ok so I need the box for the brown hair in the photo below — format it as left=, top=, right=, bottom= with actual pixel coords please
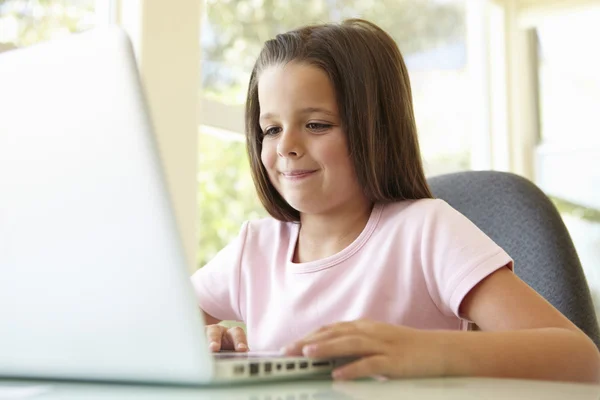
left=245, top=18, right=433, bottom=222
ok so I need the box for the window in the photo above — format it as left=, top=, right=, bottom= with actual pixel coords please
left=197, top=128, right=266, bottom=267
left=533, top=7, right=600, bottom=313
left=198, top=0, right=492, bottom=267
left=0, top=0, right=96, bottom=48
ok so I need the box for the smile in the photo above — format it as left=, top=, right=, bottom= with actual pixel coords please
left=280, top=170, right=318, bottom=180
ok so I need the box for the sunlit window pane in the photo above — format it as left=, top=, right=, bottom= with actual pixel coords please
left=535, top=8, right=600, bottom=316
left=0, top=0, right=95, bottom=48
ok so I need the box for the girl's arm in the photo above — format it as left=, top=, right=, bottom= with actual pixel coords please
left=284, top=267, right=600, bottom=383
left=203, top=310, right=221, bottom=325
left=443, top=266, right=600, bottom=382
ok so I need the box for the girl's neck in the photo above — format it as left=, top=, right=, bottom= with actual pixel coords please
left=293, top=198, right=373, bottom=263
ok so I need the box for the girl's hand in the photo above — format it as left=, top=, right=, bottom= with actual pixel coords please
left=282, top=319, right=444, bottom=380
left=206, top=324, right=249, bottom=352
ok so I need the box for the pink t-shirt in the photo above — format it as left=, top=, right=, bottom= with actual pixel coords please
left=191, top=199, right=513, bottom=351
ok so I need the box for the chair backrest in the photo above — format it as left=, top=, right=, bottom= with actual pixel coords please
left=428, top=170, right=600, bottom=347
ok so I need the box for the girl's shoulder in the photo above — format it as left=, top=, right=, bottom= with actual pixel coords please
left=381, top=198, right=453, bottom=222
left=381, top=198, right=487, bottom=244
left=377, top=198, right=469, bottom=237
left=241, top=215, right=297, bottom=245
left=245, top=215, right=295, bottom=231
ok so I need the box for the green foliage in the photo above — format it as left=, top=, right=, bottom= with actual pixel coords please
left=550, top=196, right=600, bottom=224
left=197, top=132, right=267, bottom=269
left=0, top=0, right=94, bottom=46
left=202, top=0, right=465, bottom=103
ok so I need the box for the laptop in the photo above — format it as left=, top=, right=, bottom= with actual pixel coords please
left=0, top=27, right=342, bottom=385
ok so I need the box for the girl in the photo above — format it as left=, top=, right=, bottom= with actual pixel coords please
left=191, top=19, right=600, bottom=383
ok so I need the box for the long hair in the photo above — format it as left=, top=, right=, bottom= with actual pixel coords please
left=245, top=19, right=433, bottom=222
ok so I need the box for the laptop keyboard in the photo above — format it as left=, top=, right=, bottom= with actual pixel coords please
left=213, top=352, right=291, bottom=360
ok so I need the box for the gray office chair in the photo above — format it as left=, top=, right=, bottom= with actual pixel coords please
left=428, top=170, right=600, bottom=348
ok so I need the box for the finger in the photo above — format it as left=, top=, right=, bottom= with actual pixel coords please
left=283, top=330, right=340, bottom=355
left=305, top=321, right=359, bottom=340
left=206, top=325, right=226, bottom=352
left=305, top=320, right=383, bottom=343
left=300, top=335, right=387, bottom=359
left=226, top=326, right=249, bottom=352
left=331, top=355, right=391, bottom=381
left=284, top=321, right=378, bottom=355
left=310, top=320, right=405, bottom=344
left=283, top=322, right=363, bottom=355
left=315, top=320, right=361, bottom=335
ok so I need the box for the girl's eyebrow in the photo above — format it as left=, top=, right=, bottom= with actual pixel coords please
left=259, top=113, right=276, bottom=123
left=260, top=107, right=337, bottom=123
left=298, top=107, right=337, bottom=116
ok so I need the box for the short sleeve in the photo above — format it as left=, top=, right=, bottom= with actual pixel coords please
left=420, top=200, right=513, bottom=319
left=190, top=222, right=249, bottom=322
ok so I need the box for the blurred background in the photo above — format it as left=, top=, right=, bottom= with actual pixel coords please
left=1, top=0, right=599, bottom=318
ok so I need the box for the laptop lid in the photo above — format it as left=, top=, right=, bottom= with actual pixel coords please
left=0, top=27, right=214, bottom=384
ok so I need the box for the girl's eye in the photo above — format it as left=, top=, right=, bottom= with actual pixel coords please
left=263, top=127, right=281, bottom=137
left=306, top=123, right=331, bottom=132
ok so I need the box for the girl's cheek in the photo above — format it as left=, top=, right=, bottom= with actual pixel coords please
left=261, top=143, right=277, bottom=169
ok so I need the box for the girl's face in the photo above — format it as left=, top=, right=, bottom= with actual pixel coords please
left=258, top=62, right=367, bottom=216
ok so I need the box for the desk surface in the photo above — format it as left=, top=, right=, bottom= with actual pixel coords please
left=1, top=377, right=599, bottom=400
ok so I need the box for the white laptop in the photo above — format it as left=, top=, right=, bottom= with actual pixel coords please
left=0, top=27, right=342, bottom=385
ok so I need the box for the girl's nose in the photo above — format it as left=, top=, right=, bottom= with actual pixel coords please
left=276, top=129, right=303, bottom=158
